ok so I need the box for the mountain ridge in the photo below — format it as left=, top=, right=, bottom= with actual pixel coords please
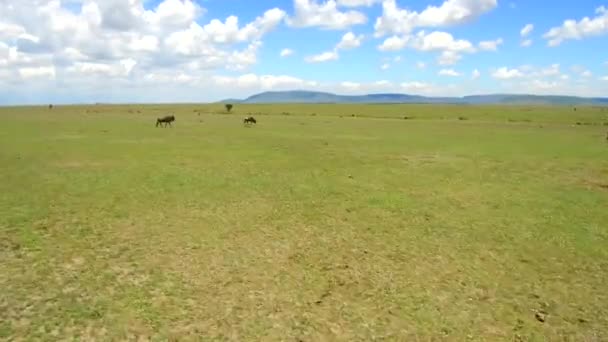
left=219, top=90, right=608, bottom=105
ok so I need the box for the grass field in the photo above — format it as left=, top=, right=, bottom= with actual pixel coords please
left=1, top=103, right=607, bottom=341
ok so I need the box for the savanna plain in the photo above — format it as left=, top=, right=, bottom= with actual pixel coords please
left=1, top=103, right=607, bottom=341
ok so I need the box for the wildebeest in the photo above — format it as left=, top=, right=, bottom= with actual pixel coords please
left=156, top=115, right=175, bottom=127
left=243, top=116, right=257, bottom=125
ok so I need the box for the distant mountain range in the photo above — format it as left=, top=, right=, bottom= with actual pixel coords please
left=219, top=90, right=608, bottom=105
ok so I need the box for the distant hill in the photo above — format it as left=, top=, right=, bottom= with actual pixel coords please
left=219, top=90, right=608, bottom=105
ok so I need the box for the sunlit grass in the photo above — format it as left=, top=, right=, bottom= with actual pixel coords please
left=1, top=104, right=607, bottom=340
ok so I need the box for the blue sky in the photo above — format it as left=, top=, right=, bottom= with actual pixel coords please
left=0, top=0, right=607, bottom=104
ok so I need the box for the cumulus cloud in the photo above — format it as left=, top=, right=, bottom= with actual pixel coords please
left=437, top=50, right=462, bottom=66
left=490, top=64, right=576, bottom=83
left=0, top=0, right=287, bottom=90
left=570, top=65, right=593, bottom=78
left=212, top=73, right=314, bottom=90
left=280, top=48, right=294, bottom=57
left=538, top=64, right=560, bottom=77
left=377, top=35, right=409, bottom=51
left=472, top=69, right=481, bottom=80
left=543, top=6, right=608, bottom=46
left=336, top=32, right=364, bottom=49
left=340, top=81, right=361, bottom=90
left=520, top=39, right=532, bottom=47
left=305, top=30, right=363, bottom=63
left=374, top=0, right=497, bottom=37
left=438, top=68, right=461, bottom=77
left=378, top=30, right=479, bottom=65
left=336, top=0, right=382, bottom=6
left=520, top=24, right=534, bottom=37
left=287, top=0, right=367, bottom=30
left=478, top=38, right=503, bottom=51
left=18, top=66, right=56, bottom=80
left=492, top=67, right=524, bottom=79
left=411, top=31, right=476, bottom=63
left=305, top=50, right=339, bottom=63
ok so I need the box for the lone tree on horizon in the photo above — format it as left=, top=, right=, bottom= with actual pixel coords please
left=225, top=104, right=233, bottom=113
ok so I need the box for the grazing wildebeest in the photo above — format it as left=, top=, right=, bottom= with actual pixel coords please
left=156, top=115, right=175, bottom=127
left=243, top=116, right=257, bottom=125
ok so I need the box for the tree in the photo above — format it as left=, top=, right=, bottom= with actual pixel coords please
left=225, top=104, right=233, bottom=113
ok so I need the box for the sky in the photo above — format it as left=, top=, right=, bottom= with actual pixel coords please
left=0, top=0, right=607, bottom=104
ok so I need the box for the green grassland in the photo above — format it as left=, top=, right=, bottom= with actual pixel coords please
left=1, top=103, right=607, bottom=341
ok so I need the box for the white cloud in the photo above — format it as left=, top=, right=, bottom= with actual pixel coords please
left=340, top=81, right=361, bottom=90
left=280, top=48, right=294, bottom=57
left=336, top=32, right=364, bottom=49
left=539, top=64, right=560, bottom=77
left=543, top=6, right=608, bottom=46
left=189, top=8, right=286, bottom=45
left=401, top=81, right=432, bottom=91
left=381, top=63, right=390, bottom=70
left=601, top=76, right=608, bottom=81
left=472, top=69, right=480, bottom=80
left=287, top=0, right=367, bottom=30
left=376, top=29, right=497, bottom=68
left=393, top=56, right=402, bottom=62
left=378, top=35, right=409, bottom=51
left=0, top=0, right=293, bottom=98
left=305, top=31, right=363, bottom=62
left=520, top=24, right=534, bottom=37
left=488, top=64, right=573, bottom=83
left=520, top=39, right=532, bottom=47
left=410, top=31, right=476, bottom=53
left=374, top=0, right=497, bottom=37
left=416, top=61, right=427, bottom=69
left=478, top=38, right=503, bottom=51
left=66, top=59, right=137, bottom=78
left=18, top=66, right=56, bottom=80
left=305, top=50, right=339, bottom=63
left=336, top=0, right=382, bottom=7
left=399, top=81, right=460, bottom=96
left=530, top=79, right=559, bottom=90
left=492, top=67, right=524, bottom=79
left=437, top=50, right=462, bottom=66
left=439, top=68, right=461, bottom=77
left=374, top=80, right=392, bottom=87
left=213, top=73, right=311, bottom=90
left=570, top=65, right=593, bottom=78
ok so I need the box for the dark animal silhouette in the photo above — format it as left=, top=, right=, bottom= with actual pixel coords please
left=156, top=115, right=175, bottom=127
left=243, top=116, right=257, bottom=125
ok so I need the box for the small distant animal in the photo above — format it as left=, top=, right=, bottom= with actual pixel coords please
left=156, top=115, right=175, bottom=127
left=243, top=116, right=257, bottom=125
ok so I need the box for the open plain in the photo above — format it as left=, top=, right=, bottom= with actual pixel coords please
left=1, top=104, right=607, bottom=340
